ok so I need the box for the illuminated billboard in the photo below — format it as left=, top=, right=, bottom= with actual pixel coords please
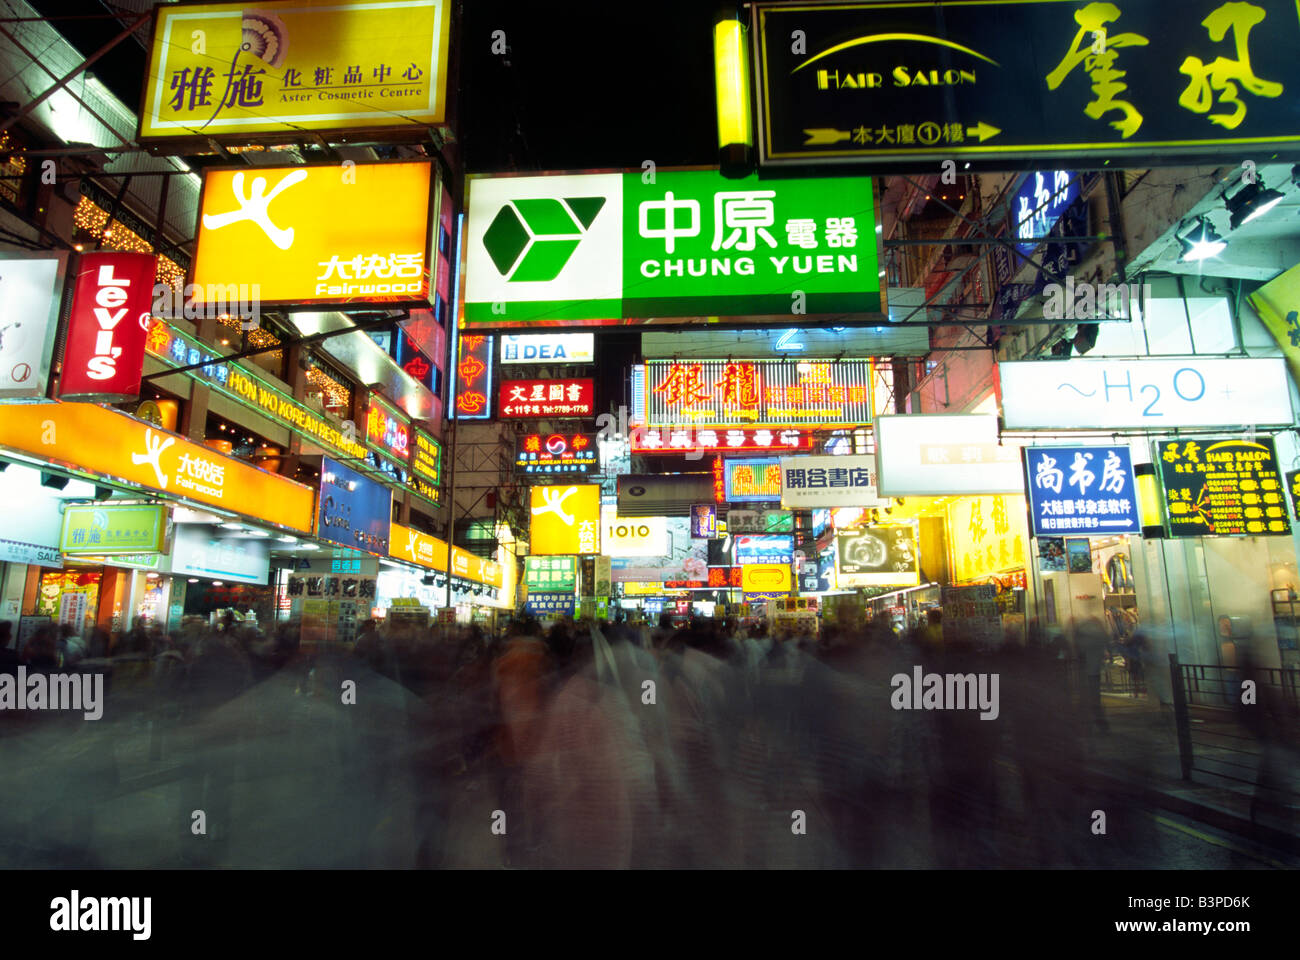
left=646, top=359, right=873, bottom=428
left=499, top=379, right=594, bottom=418
left=139, top=0, right=452, bottom=141
left=462, top=169, right=883, bottom=328
left=515, top=432, right=599, bottom=475
left=724, top=458, right=783, bottom=502
left=192, top=161, right=435, bottom=307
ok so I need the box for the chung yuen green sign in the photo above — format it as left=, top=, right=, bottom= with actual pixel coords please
left=462, top=169, right=884, bottom=327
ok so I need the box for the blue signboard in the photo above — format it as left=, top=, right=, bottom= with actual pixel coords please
left=691, top=503, right=717, bottom=539
left=735, top=534, right=794, bottom=565
left=318, top=456, right=393, bottom=554
left=1014, top=171, right=1080, bottom=258
left=1024, top=445, right=1141, bottom=538
left=525, top=592, right=576, bottom=617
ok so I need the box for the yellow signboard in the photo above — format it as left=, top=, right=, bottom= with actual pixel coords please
left=389, top=521, right=448, bottom=571
left=389, top=522, right=504, bottom=587
left=946, top=494, right=1028, bottom=584
left=139, top=0, right=452, bottom=140
left=192, top=161, right=434, bottom=306
left=1249, top=261, right=1300, bottom=389
left=741, top=564, right=793, bottom=593
left=529, top=484, right=602, bottom=555
left=0, top=403, right=315, bottom=533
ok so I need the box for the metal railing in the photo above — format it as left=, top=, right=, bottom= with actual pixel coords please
left=1169, top=656, right=1300, bottom=806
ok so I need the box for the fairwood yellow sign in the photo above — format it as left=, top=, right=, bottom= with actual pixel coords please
left=139, top=0, right=452, bottom=141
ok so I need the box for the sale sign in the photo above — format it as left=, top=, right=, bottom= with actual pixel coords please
left=59, top=252, right=158, bottom=401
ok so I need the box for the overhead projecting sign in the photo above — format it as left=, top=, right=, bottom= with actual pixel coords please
left=462, top=169, right=883, bottom=327
left=752, top=0, right=1300, bottom=166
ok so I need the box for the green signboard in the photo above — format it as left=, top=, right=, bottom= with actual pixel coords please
left=524, top=555, right=578, bottom=591
left=462, top=169, right=883, bottom=327
left=753, top=0, right=1300, bottom=167
left=61, top=504, right=168, bottom=555
left=1155, top=437, right=1291, bottom=538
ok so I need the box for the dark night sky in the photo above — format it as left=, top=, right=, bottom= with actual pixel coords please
left=32, top=0, right=722, bottom=173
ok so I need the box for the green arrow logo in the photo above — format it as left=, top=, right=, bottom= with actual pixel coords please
left=483, top=196, right=606, bottom=282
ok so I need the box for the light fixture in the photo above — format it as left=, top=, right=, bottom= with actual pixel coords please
left=713, top=4, right=754, bottom=178
left=187, top=578, right=199, bottom=583
left=277, top=535, right=299, bottom=543
left=40, top=472, right=68, bottom=490
left=1225, top=180, right=1285, bottom=230
left=1133, top=462, right=1165, bottom=539
left=213, top=581, right=224, bottom=586
left=1292, top=163, right=1300, bottom=189
left=1176, top=216, right=1226, bottom=262
left=220, top=522, right=244, bottom=530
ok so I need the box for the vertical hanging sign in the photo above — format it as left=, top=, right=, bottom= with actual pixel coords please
left=59, top=252, right=158, bottom=402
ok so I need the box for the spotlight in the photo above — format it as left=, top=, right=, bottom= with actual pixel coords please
left=421, top=574, right=435, bottom=586
left=1176, top=217, right=1226, bottom=262
left=1226, top=180, right=1285, bottom=230
left=94, top=485, right=113, bottom=500
left=1292, top=163, right=1300, bottom=189
left=40, top=471, right=68, bottom=490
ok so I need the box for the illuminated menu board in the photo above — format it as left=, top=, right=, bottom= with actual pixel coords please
left=1156, top=437, right=1291, bottom=538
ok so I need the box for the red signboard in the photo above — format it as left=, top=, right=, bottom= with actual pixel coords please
left=499, top=379, right=594, bottom=418
left=707, top=566, right=744, bottom=588
left=58, top=252, right=157, bottom=401
left=454, top=334, right=492, bottom=419
left=712, top=456, right=726, bottom=503
left=632, top=425, right=819, bottom=455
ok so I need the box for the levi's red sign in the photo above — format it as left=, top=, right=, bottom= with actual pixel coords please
left=59, top=252, right=157, bottom=401
left=499, top=379, right=594, bottom=418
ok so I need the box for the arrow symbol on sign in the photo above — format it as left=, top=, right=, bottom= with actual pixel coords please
left=803, top=128, right=851, bottom=145
left=964, top=122, right=1001, bottom=142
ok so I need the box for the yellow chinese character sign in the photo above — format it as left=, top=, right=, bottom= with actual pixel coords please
left=753, top=0, right=1300, bottom=165
left=529, top=484, right=602, bottom=555
left=139, top=0, right=452, bottom=142
left=192, top=161, right=435, bottom=306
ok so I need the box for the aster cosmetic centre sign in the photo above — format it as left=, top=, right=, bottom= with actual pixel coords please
left=462, top=169, right=883, bottom=327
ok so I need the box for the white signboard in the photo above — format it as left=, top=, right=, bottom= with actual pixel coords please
left=501, top=333, right=595, bottom=364
left=170, top=524, right=271, bottom=584
left=0, top=465, right=66, bottom=568
left=875, top=414, right=1025, bottom=496
left=600, top=505, right=669, bottom=558
left=999, top=358, right=1293, bottom=430
left=0, top=253, right=69, bottom=401
left=779, top=455, right=886, bottom=508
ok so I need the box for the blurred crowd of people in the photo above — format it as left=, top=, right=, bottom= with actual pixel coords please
left=0, top=608, right=1291, bottom=867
